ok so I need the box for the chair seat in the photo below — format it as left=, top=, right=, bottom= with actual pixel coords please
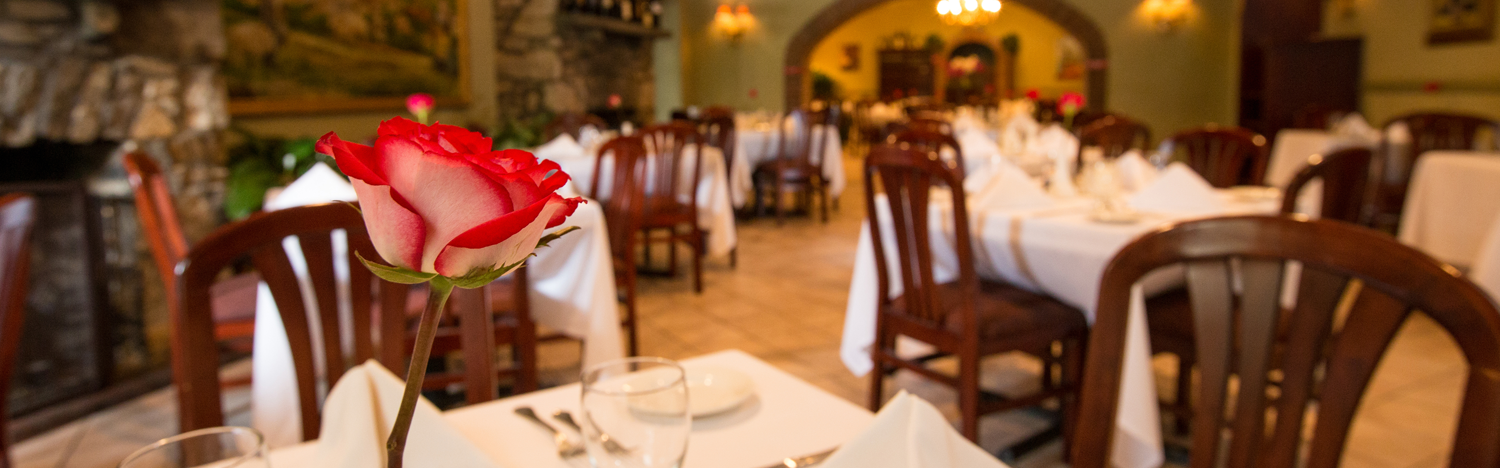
left=755, top=161, right=819, bottom=182
left=642, top=198, right=696, bottom=228
left=210, top=272, right=261, bottom=324
left=891, top=280, right=1086, bottom=346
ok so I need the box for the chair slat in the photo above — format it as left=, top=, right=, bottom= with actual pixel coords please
left=1225, top=258, right=1285, bottom=468
left=249, top=243, right=323, bottom=440
left=1304, top=288, right=1411, bottom=468
left=347, top=235, right=375, bottom=363
left=1184, top=259, right=1235, bottom=468
left=1263, top=269, right=1348, bottom=466
left=297, top=232, right=348, bottom=388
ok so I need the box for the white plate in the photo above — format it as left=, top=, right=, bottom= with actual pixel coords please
left=686, top=367, right=755, bottom=417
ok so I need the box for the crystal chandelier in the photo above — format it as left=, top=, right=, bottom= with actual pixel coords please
left=937, top=0, right=1001, bottom=26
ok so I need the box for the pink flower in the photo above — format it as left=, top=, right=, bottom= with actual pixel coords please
left=1057, top=92, right=1086, bottom=116
left=608, top=94, right=622, bottom=109
left=406, top=93, right=435, bottom=124
left=317, top=118, right=584, bottom=277
left=1025, top=89, right=1040, bottom=101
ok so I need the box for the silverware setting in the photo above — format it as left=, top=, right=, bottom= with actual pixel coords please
left=760, top=447, right=837, bottom=468
left=553, top=410, right=635, bottom=456
left=514, top=406, right=585, bottom=458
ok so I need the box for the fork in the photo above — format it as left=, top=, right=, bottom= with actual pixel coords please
left=553, top=410, right=635, bottom=456
left=515, top=407, right=585, bottom=458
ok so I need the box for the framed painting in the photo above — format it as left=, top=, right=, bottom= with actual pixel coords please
left=1429, top=0, right=1495, bottom=44
left=223, top=0, right=471, bottom=115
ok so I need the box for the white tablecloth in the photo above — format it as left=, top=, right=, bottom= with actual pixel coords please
left=252, top=170, right=623, bottom=448
left=1266, top=130, right=1338, bottom=188
left=549, top=146, right=738, bottom=258
left=728, top=124, right=846, bottom=208
left=840, top=192, right=1278, bottom=468
left=267, top=350, right=876, bottom=468
left=1397, top=151, right=1500, bottom=268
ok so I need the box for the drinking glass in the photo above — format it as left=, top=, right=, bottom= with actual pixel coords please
left=118, top=426, right=269, bottom=468
left=580, top=357, right=690, bottom=468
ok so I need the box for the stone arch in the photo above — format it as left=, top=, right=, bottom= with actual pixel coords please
left=784, top=0, right=1109, bottom=110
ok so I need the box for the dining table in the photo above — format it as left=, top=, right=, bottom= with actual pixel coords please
left=727, top=117, right=846, bottom=209
left=1397, top=151, right=1500, bottom=269
left=840, top=183, right=1282, bottom=468
left=249, top=164, right=625, bottom=449
left=265, top=350, right=877, bottom=468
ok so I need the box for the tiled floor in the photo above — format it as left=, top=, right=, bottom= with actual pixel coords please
left=14, top=155, right=1467, bottom=467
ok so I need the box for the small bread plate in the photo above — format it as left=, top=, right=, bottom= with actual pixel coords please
left=685, top=367, right=755, bottom=417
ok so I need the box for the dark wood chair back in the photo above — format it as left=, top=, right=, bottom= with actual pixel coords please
left=1281, top=147, right=1373, bottom=223
left=1077, top=116, right=1152, bottom=162
left=599, top=136, right=648, bottom=355
left=905, top=117, right=953, bottom=136
left=1167, top=126, right=1270, bottom=187
left=863, top=144, right=978, bottom=339
left=703, top=114, right=735, bottom=163
left=0, top=194, right=35, bottom=468
left=703, top=106, right=735, bottom=119
left=891, top=128, right=965, bottom=179
left=640, top=122, right=705, bottom=212
left=171, top=203, right=496, bottom=440
left=1071, top=110, right=1121, bottom=132
left=544, top=113, right=608, bottom=141
left=123, top=153, right=189, bottom=295
left=779, top=109, right=826, bottom=169
left=1374, top=113, right=1500, bottom=228
left=1072, top=215, right=1500, bottom=468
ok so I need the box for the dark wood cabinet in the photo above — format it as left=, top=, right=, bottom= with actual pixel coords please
left=1240, top=39, right=1363, bottom=138
left=878, top=50, right=935, bottom=101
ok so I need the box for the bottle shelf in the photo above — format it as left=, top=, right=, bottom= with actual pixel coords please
left=558, top=12, right=671, bottom=39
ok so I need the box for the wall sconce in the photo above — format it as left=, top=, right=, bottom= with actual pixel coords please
left=1140, top=0, right=1191, bottom=32
left=714, top=4, right=753, bottom=40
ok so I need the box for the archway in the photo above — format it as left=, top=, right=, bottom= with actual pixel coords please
left=785, top=0, right=1108, bottom=110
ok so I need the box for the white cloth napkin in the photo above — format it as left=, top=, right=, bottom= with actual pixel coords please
left=1035, top=124, right=1079, bottom=164
left=1331, top=113, right=1382, bottom=147
left=315, top=360, right=496, bottom=467
left=819, top=391, right=1006, bottom=468
left=267, top=163, right=357, bottom=209
left=1129, top=163, right=1223, bottom=213
left=970, top=161, right=1053, bottom=210
left=534, top=134, right=588, bottom=162
left=577, top=125, right=604, bottom=149
left=957, top=128, right=1002, bottom=177
left=999, top=114, right=1041, bottom=159
left=1115, top=150, right=1159, bottom=192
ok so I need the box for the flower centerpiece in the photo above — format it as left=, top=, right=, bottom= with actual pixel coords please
left=317, top=117, right=585, bottom=468
left=1057, top=91, right=1086, bottom=128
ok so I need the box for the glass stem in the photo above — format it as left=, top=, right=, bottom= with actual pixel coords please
left=385, top=279, right=454, bottom=468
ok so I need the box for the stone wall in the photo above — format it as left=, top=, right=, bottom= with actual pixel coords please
left=493, top=0, right=658, bottom=123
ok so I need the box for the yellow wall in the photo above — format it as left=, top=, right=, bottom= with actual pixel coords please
left=806, top=0, right=1085, bottom=101
left=1324, top=0, right=1500, bottom=124
left=679, top=0, right=1243, bottom=139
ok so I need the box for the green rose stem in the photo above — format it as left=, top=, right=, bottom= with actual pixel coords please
left=386, top=278, right=454, bottom=468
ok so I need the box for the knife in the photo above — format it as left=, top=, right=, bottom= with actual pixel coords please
left=761, top=447, right=837, bottom=468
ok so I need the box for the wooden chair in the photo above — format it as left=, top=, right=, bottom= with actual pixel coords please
left=1077, top=115, right=1152, bottom=164
left=1070, top=110, right=1121, bottom=132
left=754, top=109, right=830, bottom=224
left=890, top=128, right=965, bottom=180
left=599, top=136, right=649, bottom=356
left=0, top=194, right=35, bottom=468
left=170, top=203, right=505, bottom=439
left=124, top=153, right=260, bottom=354
left=1281, top=147, right=1374, bottom=223
left=1372, top=113, right=1500, bottom=231
left=1145, top=147, right=1374, bottom=433
left=1073, top=215, right=1500, bottom=467
left=906, top=117, right=954, bottom=136
left=863, top=144, right=1088, bottom=442
left=544, top=113, right=609, bottom=141
left=412, top=264, right=536, bottom=399
left=702, top=113, right=738, bottom=267
left=1165, top=126, right=1270, bottom=188
left=638, top=122, right=708, bottom=293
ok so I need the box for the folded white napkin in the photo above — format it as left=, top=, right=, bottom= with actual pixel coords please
left=577, top=125, right=603, bottom=149
left=819, top=392, right=1006, bottom=468
left=316, top=360, right=496, bottom=468
left=266, top=163, right=357, bottom=211
left=1331, top=113, right=1382, bottom=148
left=1115, top=150, right=1159, bottom=192
left=957, top=128, right=1002, bottom=176
left=969, top=160, right=1053, bottom=210
left=1129, top=162, right=1223, bottom=213
left=534, top=134, right=588, bottom=162
left=1049, top=157, right=1078, bottom=198
left=1035, top=124, right=1079, bottom=164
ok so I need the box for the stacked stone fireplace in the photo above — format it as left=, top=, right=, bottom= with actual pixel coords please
left=0, top=0, right=228, bottom=425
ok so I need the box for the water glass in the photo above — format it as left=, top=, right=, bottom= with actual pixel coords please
left=581, top=357, right=690, bottom=468
left=118, top=426, right=269, bottom=468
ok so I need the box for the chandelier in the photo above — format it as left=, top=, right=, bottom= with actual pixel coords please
left=937, top=0, right=1001, bottom=26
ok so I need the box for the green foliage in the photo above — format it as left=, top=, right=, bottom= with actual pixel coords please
left=1001, top=34, right=1021, bottom=56
left=924, top=34, right=946, bottom=54
left=811, top=72, right=838, bottom=100
left=223, top=128, right=339, bottom=220
left=492, top=111, right=556, bottom=150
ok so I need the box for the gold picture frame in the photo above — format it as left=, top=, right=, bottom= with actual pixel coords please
left=223, top=0, right=472, bottom=116
left=1429, top=0, right=1495, bottom=44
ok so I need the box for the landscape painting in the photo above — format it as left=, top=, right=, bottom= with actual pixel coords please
left=223, top=0, right=469, bottom=115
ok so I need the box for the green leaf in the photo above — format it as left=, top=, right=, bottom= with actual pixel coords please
left=447, top=262, right=523, bottom=289
left=355, top=251, right=437, bottom=285
left=535, top=226, right=581, bottom=250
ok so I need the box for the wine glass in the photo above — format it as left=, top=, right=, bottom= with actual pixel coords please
left=118, top=427, right=269, bottom=468
left=580, top=357, right=690, bottom=468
